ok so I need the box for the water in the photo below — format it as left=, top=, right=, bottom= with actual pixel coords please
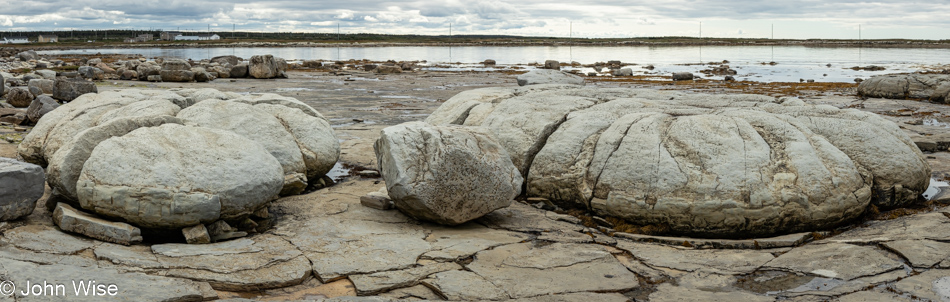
left=38, top=45, right=947, bottom=82
left=924, top=177, right=949, bottom=201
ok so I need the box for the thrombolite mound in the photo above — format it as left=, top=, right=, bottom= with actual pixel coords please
left=17, top=88, right=340, bottom=231
left=857, top=73, right=950, bottom=102
left=426, top=84, right=931, bottom=237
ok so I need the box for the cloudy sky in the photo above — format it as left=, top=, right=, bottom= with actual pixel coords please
left=0, top=0, right=946, bottom=40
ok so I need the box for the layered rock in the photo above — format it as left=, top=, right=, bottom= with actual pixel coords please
left=375, top=122, right=522, bottom=225
left=18, top=88, right=339, bottom=231
left=858, top=74, right=950, bottom=102
left=426, top=85, right=931, bottom=237
left=0, top=158, right=45, bottom=221
left=516, top=69, right=584, bottom=86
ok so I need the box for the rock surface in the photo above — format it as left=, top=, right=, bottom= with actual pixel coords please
left=25, top=95, right=59, bottom=123
left=375, top=122, right=522, bottom=225
left=0, top=157, right=45, bottom=221
left=7, top=87, right=33, bottom=107
left=53, top=78, right=98, bottom=102
left=249, top=54, right=287, bottom=79
left=53, top=202, right=143, bottom=245
left=426, top=86, right=930, bottom=236
left=858, top=73, right=950, bottom=102
left=516, top=69, right=585, bottom=86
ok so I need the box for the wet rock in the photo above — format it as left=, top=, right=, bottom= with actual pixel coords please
left=0, top=157, right=45, bottom=221
left=427, top=86, right=930, bottom=237
left=672, top=71, right=694, bottom=81
left=76, top=124, right=284, bottom=229
left=422, top=270, right=508, bottom=300
left=183, top=224, right=211, bottom=244
left=52, top=78, right=98, bottom=101
left=892, top=269, right=950, bottom=302
left=544, top=60, right=560, bottom=70
left=725, top=75, right=736, bottom=81
left=249, top=54, right=287, bottom=79
left=764, top=243, right=903, bottom=280
left=516, top=69, right=584, bottom=86
left=28, top=78, right=53, bottom=96
left=6, top=87, right=33, bottom=107
left=53, top=202, right=143, bottom=245
left=466, top=242, right=639, bottom=298
left=350, top=262, right=460, bottom=295
left=375, top=122, right=522, bottom=225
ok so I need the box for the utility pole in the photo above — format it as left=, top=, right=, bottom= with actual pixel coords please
left=771, top=23, right=774, bottom=39
left=449, top=23, right=452, bottom=36
left=858, top=24, right=862, bottom=40
left=569, top=21, right=572, bottom=39
left=337, top=23, right=340, bottom=40
left=699, top=21, right=702, bottom=39
left=232, top=24, right=234, bottom=39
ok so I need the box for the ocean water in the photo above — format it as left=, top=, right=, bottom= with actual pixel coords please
left=39, top=45, right=948, bottom=82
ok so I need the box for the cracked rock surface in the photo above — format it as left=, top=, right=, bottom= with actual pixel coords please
left=426, top=85, right=931, bottom=237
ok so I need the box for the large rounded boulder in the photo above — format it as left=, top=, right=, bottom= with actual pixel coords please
left=18, top=88, right=340, bottom=230
left=426, top=85, right=931, bottom=237
left=375, top=122, right=523, bottom=225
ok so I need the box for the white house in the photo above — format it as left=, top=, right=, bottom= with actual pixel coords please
left=1, top=37, right=30, bottom=44
left=174, top=34, right=220, bottom=41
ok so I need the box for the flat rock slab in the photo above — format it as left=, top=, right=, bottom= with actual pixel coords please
left=477, top=202, right=585, bottom=233
left=281, top=218, right=431, bottom=281
left=616, top=241, right=775, bottom=275
left=349, top=262, right=460, bottom=295
left=1, top=225, right=97, bottom=255
left=0, top=258, right=215, bottom=302
left=52, top=203, right=142, bottom=245
left=648, top=283, right=773, bottom=302
left=763, top=243, right=903, bottom=280
left=893, top=269, right=950, bottom=302
left=422, top=223, right=529, bottom=261
left=465, top=242, right=638, bottom=299
left=422, top=270, right=509, bottom=301
left=614, top=232, right=812, bottom=249
left=825, top=212, right=950, bottom=243
left=882, top=239, right=950, bottom=268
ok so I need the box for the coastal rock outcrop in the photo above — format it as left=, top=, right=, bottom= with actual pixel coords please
left=426, top=85, right=931, bottom=237
left=18, top=88, right=339, bottom=232
left=516, top=69, right=585, bottom=86
left=858, top=74, right=950, bottom=102
left=249, top=55, right=287, bottom=79
left=375, top=122, right=522, bottom=225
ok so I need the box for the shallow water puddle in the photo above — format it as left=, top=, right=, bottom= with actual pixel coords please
left=325, top=162, right=351, bottom=183
left=924, top=119, right=950, bottom=128
left=923, top=178, right=950, bottom=201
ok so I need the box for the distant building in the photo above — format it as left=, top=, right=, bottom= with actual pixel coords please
left=174, top=34, right=220, bottom=41
left=135, top=34, right=153, bottom=42
left=37, top=35, right=58, bottom=43
left=124, top=37, right=137, bottom=43
left=160, top=31, right=181, bottom=41
left=1, top=36, right=30, bottom=44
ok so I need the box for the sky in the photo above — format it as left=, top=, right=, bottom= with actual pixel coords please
left=0, top=0, right=947, bottom=40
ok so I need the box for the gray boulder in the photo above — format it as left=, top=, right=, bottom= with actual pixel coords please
left=119, top=69, right=137, bottom=80
left=230, top=63, right=248, bottom=78
left=7, top=88, right=33, bottom=107
left=136, top=62, right=162, bottom=80
left=516, top=69, right=585, bottom=86
left=211, top=55, right=241, bottom=67
left=161, top=70, right=195, bottom=82
left=78, top=66, right=104, bottom=80
left=544, top=60, right=560, bottom=70
left=76, top=124, right=284, bottom=229
left=613, top=68, right=633, bottom=76
left=0, top=73, right=4, bottom=96
left=375, top=122, right=522, bottom=225
left=858, top=74, right=950, bottom=102
left=672, top=72, right=694, bottom=81
left=87, top=58, right=102, bottom=66
left=248, top=55, right=286, bottom=79
left=0, top=158, right=45, bottom=221
left=26, top=95, right=59, bottom=123
left=35, top=69, right=56, bottom=80
left=53, top=78, right=98, bottom=102
left=426, top=86, right=931, bottom=237
left=162, top=59, right=192, bottom=71
left=16, top=50, right=37, bottom=61
left=377, top=65, right=402, bottom=74
left=28, top=79, right=53, bottom=96
left=192, top=67, right=213, bottom=82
